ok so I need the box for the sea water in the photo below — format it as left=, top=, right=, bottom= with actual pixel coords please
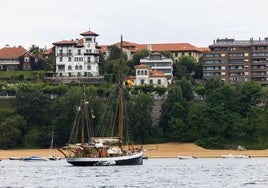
left=1, top=158, right=268, bottom=187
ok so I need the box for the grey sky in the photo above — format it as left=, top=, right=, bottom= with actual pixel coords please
left=1, top=0, right=267, bottom=49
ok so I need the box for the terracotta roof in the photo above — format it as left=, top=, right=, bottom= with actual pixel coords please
left=0, top=47, right=28, bottom=58
left=198, top=47, right=210, bottom=52
left=102, top=41, right=203, bottom=53
left=44, top=47, right=53, bottom=55
left=114, top=41, right=138, bottom=48
left=52, top=40, right=78, bottom=45
left=75, top=38, right=84, bottom=47
left=135, top=43, right=202, bottom=52
left=80, top=30, right=99, bottom=36
left=134, top=64, right=151, bottom=69
left=99, top=45, right=108, bottom=53
left=150, top=70, right=166, bottom=77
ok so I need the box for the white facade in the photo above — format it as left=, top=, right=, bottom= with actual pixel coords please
left=53, top=30, right=100, bottom=77
left=134, top=64, right=168, bottom=87
left=140, top=53, right=173, bottom=84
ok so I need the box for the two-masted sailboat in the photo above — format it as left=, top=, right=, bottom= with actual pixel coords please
left=58, top=36, right=143, bottom=166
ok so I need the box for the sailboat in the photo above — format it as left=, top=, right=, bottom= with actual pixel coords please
left=48, top=131, right=61, bottom=160
left=58, top=36, right=143, bottom=166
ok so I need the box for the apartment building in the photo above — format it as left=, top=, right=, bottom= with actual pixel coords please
left=203, top=38, right=268, bottom=85
left=52, top=30, right=100, bottom=77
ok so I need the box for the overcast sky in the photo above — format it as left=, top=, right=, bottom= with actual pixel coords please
left=1, top=0, right=268, bottom=49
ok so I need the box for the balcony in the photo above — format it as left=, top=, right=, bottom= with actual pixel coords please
left=57, top=53, right=73, bottom=56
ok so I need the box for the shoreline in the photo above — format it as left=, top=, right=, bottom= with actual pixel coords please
left=1, top=143, right=268, bottom=160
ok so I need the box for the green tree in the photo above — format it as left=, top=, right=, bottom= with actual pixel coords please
left=0, top=115, right=27, bottom=149
left=173, top=56, right=196, bottom=80
left=15, top=91, right=51, bottom=127
left=159, top=82, right=186, bottom=135
left=127, top=92, right=154, bottom=143
left=108, top=45, right=121, bottom=60
left=204, top=78, right=224, bottom=97
left=131, top=49, right=150, bottom=67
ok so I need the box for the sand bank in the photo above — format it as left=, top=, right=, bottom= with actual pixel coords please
left=1, top=143, right=268, bottom=159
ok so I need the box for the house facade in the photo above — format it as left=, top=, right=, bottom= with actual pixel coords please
left=203, top=38, right=268, bottom=85
left=0, top=46, right=32, bottom=71
left=53, top=30, right=100, bottom=77
left=130, top=64, right=168, bottom=87
left=140, top=53, right=173, bottom=84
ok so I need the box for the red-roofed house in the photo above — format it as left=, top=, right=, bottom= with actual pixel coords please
left=0, top=46, right=32, bottom=71
left=131, top=64, right=168, bottom=87
left=140, top=53, right=173, bottom=84
left=52, top=29, right=100, bottom=77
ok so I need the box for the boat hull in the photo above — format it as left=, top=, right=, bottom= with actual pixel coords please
left=66, top=152, right=143, bottom=166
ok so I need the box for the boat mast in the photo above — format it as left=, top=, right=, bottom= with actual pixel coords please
left=118, top=35, right=123, bottom=149
left=81, top=84, right=85, bottom=147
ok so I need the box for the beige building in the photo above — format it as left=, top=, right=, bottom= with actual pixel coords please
left=100, top=41, right=207, bottom=62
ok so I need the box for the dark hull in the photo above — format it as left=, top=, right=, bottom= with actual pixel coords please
left=66, top=152, right=143, bottom=166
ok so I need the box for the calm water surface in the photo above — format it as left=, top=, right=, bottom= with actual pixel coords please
left=1, top=158, right=268, bottom=187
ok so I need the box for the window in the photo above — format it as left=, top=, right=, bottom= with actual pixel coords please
left=87, top=57, right=91, bottom=63
left=68, top=57, right=72, bottom=62
left=145, top=70, right=148, bottom=75
left=59, top=57, right=62, bottom=62
left=150, top=80, right=153, bottom=84
left=86, top=37, right=92, bottom=42
left=78, top=49, right=81, bottom=55
left=68, top=49, right=72, bottom=55
left=68, top=65, right=72, bottom=70
left=59, top=49, right=63, bottom=55
left=79, top=65, right=83, bottom=70
left=58, top=65, right=65, bottom=71
left=24, top=57, right=29, bottom=62
left=157, top=79, right=161, bottom=85
left=141, top=70, right=144, bottom=75
left=141, top=79, right=144, bottom=85
left=75, top=65, right=78, bottom=70
left=87, top=65, right=91, bottom=70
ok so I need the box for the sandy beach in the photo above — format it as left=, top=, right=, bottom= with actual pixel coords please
left=1, top=143, right=268, bottom=159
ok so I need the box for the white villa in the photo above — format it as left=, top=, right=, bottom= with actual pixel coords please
left=140, top=53, right=173, bottom=84
left=127, top=64, right=168, bottom=87
left=53, top=30, right=100, bottom=77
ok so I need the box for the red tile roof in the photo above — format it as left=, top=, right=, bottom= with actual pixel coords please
left=44, top=47, right=53, bottom=55
left=52, top=40, right=78, bottom=45
left=135, top=43, right=202, bottom=52
left=80, top=30, right=99, bottom=36
left=198, top=47, right=210, bottom=52
left=0, top=47, right=28, bottom=58
left=100, top=41, right=203, bottom=54
left=150, top=69, right=166, bottom=77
